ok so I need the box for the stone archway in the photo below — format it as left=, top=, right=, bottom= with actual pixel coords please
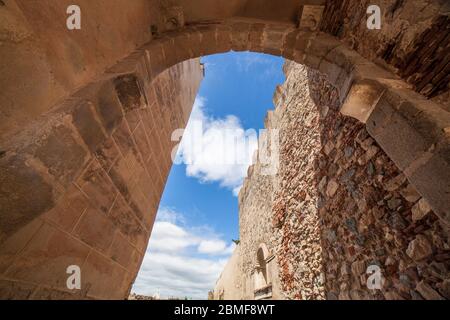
left=111, top=18, right=450, bottom=228
left=0, top=5, right=449, bottom=299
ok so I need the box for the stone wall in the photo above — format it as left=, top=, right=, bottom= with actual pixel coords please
left=0, top=0, right=321, bottom=139
left=217, top=60, right=449, bottom=300
left=0, top=0, right=160, bottom=138
left=273, top=62, right=450, bottom=300
left=320, top=0, right=450, bottom=102
left=0, top=58, right=202, bottom=299
left=213, top=245, right=242, bottom=300
left=212, top=121, right=284, bottom=300
left=237, top=131, right=284, bottom=300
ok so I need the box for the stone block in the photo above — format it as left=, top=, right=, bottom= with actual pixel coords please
left=248, top=23, right=265, bottom=52
left=0, top=155, right=54, bottom=238
left=231, top=22, right=251, bottom=52
left=160, top=37, right=179, bottom=69
left=43, top=185, right=88, bottom=233
left=114, top=74, right=146, bottom=113
left=135, top=169, right=155, bottom=200
left=94, top=81, right=124, bottom=134
left=127, top=177, right=150, bottom=220
left=146, top=129, right=163, bottom=161
left=306, top=34, right=341, bottom=60
left=334, top=70, right=353, bottom=103
left=77, top=160, right=117, bottom=215
left=171, top=31, right=196, bottom=61
left=108, top=231, right=141, bottom=271
left=180, top=28, right=203, bottom=59
left=108, top=195, right=148, bottom=251
left=216, top=24, right=232, bottom=53
left=397, top=99, right=450, bottom=144
left=197, top=25, right=218, bottom=56
left=34, top=125, right=88, bottom=187
left=407, top=144, right=450, bottom=226
left=0, top=279, right=37, bottom=300
left=0, top=218, right=43, bottom=274
left=261, top=25, right=291, bottom=56
left=326, top=179, right=339, bottom=197
left=105, top=50, right=143, bottom=75
left=325, top=45, right=367, bottom=74
left=95, top=137, right=120, bottom=173
left=113, top=119, right=135, bottom=157
left=281, top=30, right=299, bottom=60
left=303, top=54, right=322, bottom=70
left=146, top=154, right=164, bottom=193
left=107, top=158, right=133, bottom=201
left=367, top=93, right=442, bottom=172
left=142, top=42, right=166, bottom=78
left=5, top=223, right=90, bottom=289
left=406, top=235, right=433, bottom=261
left=399, top=184, right=421, bottom=203
left=125, top=109, right=142, bottom=134
left=416, top=281, right=444, bottom=300
left=71, top=101, right=107, bottom=153
left=73, top=207, right=116, bottom=253
left=71, top=80, right=123, bottom=136
left=133, top=123, right=151, bottom=163
left=298, top=5, right=324, bottom=31
left=341, top=79, right=386, bottom=123
left=294, top=32, right=313, bottom=54
left=82, top=250, right=132, bottom=299
left=411, top=198, right=431, bottom=222
left=352, top=63, right=400, bottom=82
left=318, top=59, right=344, bottom=87
left=135, top=57, right=151, bottom=89
left=139, top=106, right=157, bottom=134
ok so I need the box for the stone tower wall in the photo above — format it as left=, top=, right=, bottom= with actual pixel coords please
left=229, top=61, right=450, bottom=300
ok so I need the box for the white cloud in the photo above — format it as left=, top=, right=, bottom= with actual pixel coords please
left=132, top=252, right=227, bottom=299
left=131, top=208, right=236, bottom=299
left=156, top=207, right=185, bottom=224
left=149, top=222, right=194, bottom=253
left=175, top=96, right=258, bottom=196
left=198, top=240, right=236, bottom=255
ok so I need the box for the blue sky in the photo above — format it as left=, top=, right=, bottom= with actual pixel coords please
left=132, top=52, right=285, bottom=299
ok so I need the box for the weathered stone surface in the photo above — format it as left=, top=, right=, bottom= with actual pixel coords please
left=1, top=2, right=449, bottom=301
left=437, top=279, right=450, bottom=299
left=81, top=250, right=132, bottom=299
left=351, top=260, right=366, bottom=277
left=42, top=185, right=88, bottom=232
left=0, top=58, right=202, bottom=300
left=0, top=280, right=37, bottom=300
left=73, top=207, right=116, bottom=253
left=217, top=62, right=450, bottom=301
left=384, top=174, right=406, bottom=192
left=114, top=75, right=147, bottom=112
left=326, top=179, right=339, bottom=197
left=320, top=0, right=448, bottom=99
left=34, top=125, right=88, bottom=187
left=406, top=235, right=433, bottom=261
left=4, top=223, right=90, bottom=288
left=400, top=184, right=421, bottom=203
left=0, top=218, right=43, bottom=274
left=71, top=101, right=107, bottom=153
left=0, top=156, right=54, bottom=239
left=412, top=198, right=432, bottom=222
left=416, top=281, right=444, bottom=300
left=76, top=160, right=117, bottom=215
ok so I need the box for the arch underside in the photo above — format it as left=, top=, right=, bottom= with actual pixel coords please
left=0, top=17, right=449, bottom=299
